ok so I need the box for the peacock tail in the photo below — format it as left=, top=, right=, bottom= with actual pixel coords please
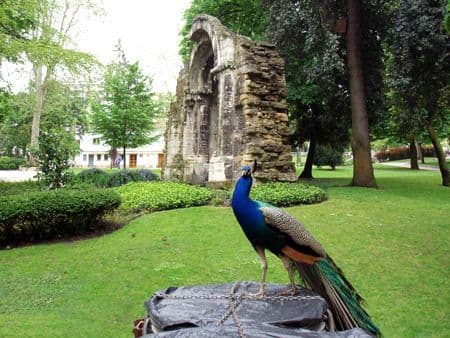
left=295, top=256, right=382, bottom=337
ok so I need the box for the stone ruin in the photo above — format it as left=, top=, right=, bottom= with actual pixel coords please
left=163, top=15, right=296, bottom=186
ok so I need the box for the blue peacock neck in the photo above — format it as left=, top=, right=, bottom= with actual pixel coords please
left=232, top=176, right=253, bottom=210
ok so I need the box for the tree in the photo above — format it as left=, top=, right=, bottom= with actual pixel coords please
left=0, top=0, right=37, bottom=61
left=179, top=0, right=267, bottom=60
left=388, top=0, right=449, bottom=186
left=25, top=0, right=99, bottom=164
left=264, top=0, right=350, bottom=179
left=91, top=51, right=158, bottom=170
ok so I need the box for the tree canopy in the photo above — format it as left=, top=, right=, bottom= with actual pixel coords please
left=91, top=51, right=159, bottom=169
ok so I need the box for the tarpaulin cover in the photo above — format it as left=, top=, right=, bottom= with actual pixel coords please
left=142, top=282, right=373, bottom=337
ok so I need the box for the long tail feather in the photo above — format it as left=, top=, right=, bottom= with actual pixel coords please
left=294, top=256, right=381, bottom=337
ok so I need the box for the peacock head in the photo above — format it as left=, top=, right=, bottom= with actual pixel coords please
left=241, top=160, right=257, bottom=178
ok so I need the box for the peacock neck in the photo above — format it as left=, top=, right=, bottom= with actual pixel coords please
left=232, top=176, right=253, bottom=207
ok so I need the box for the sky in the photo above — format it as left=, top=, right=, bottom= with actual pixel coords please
left=5, top=0, right=192, bottom=94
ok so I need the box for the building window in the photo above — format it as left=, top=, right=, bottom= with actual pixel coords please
left=104, top=154, right=109, bottom=161
left=140, top=154, right=144, bottom=158
left=83, top=154, right=87, bottom=161
left=93, top=138, right=100, bottom=145
left=97, top=154, right=101, bottom=161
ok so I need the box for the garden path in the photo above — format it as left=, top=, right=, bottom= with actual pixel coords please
left=0, top=170, right=37, bottom=182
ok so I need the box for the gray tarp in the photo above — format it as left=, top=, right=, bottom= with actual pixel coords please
left=141, top=281, right=373, bottom=338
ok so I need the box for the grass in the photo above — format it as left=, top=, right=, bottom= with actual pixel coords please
left=0, top=165, right=449, bottom=337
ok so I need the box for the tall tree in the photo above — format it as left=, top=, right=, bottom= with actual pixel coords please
left=91, top=49, right=158, bottom=170
left=264, top=0, right=350, bottom=179
left=25, top=0, right=99, bottom=163
left=388, top=0, right=449, bottom=186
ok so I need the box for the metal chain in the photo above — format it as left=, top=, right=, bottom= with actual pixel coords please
left=156, top=283, right=324, bottom=338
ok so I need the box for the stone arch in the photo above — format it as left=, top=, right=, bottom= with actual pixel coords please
left=163, top=15, right=296, bottom=185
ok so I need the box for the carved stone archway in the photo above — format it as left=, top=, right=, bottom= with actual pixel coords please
left=163, top=15, right=296, bottom=185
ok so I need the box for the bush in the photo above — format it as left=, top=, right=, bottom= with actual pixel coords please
left=0, top=181, right=41, bottom=196
left=71, top=168, right=160, bottom=188
left=115, top=181, right=212, bottom=212
left=0, top=189, right=121, bottom=246
left=313, top=145, right=344, bottom=169
left=108, top=169, right=158, bottom=187
left=72, top=168, right=110, bottom=187
left=251, top=182, right=327, bottom=207
left=0, top=156, right=27, bottom=170
left=375, top=145, right=436, bottom=162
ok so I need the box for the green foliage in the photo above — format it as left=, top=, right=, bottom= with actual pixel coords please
left=265, top=0, right=350, bottom=152
left=0, top=188, right=121, bottom=246
left=34, top=128, right=79, bottom=189
left=251, top=182, right=327, bottom=207
left=0, top=156, right=27, bottom=170
left=179, top=0, right=267, bottom=60
left=91, top=48, right=158, bottom=169
left=313, top=145, right=344, bottom=170
left=0, top=0, right=37, bottom=60
left=0, top=181, right=40, bottom=196
left=115, top=181, right=212, bottom=212
left=71, top=168, right=160, bottom=188
left=107, top=169, right=159, bottom=187
left=71, top=168, right=110, bottom=187
left=375, top=145, right=436, bottom=162
left=387, top=0, right=449, bottom=136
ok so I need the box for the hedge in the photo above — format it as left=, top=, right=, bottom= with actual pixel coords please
left=375, top=145, right=435, bottom=162
left=0, top=189, right=121, bottom=246
left=115, top=181, right=212, bottom=212
left=251, top=182, right=327, bottom=207
left=0, top=156, right=27, bottom=170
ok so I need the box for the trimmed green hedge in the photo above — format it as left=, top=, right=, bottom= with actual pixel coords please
left=0, top=181, right=41, bottom=196
left=251, top=182, right=327, bottom=206
left=115, top=181, right=212, bottom=212
left=0, top=189, right=121, bottom=246
left=0, top=156, right=27, bottom=170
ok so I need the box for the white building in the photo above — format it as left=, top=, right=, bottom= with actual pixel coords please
left=73, top=134, right=165, bottom=169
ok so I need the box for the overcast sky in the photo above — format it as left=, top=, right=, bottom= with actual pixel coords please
left=4, top=0, right=192, bottom=93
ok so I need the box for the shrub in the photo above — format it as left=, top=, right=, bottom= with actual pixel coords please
left=313, top=145, right=344, bottom=169
left=108, top=169, right=158, bottom=187
left=115, top=181, right=212, bottom=212
left=0, top=189, right=121, bottom=246
left=0, top=156, right=27, bottom=170
left=0, top=181, right=41, bottom=196
left=72, top=168, right=110, bottom=187
left=251, top=182, right=327, bottom=207
left=375, top=145, right=436, bottom=162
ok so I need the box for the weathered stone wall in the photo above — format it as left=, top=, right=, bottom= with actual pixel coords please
left=163, top=15, right=296, bottom=185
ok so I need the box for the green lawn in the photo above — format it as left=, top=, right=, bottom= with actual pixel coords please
left=0, top=166, right=449, bottom=337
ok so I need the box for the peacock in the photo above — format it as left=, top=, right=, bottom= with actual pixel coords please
left=231, top=163, right=381, bottom=336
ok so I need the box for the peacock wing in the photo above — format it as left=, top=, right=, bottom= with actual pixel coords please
left=258, top=204, right=327, bottom=259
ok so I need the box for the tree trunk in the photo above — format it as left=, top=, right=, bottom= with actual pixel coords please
left=346, top=0, right=376, bottom=187
left=299, top=138, right=316, bottom=179
left=409, top=138, right=419, bottom=169
left=123, top=146, right=126, bottom=170
left=427, top=122, right=449, bottom=186
left=416, top=141, right=423, bottom=163
left=30, top=64, right=49, bottom=166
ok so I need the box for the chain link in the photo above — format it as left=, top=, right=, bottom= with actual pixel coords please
left=156, top=283, right=324, bottom=338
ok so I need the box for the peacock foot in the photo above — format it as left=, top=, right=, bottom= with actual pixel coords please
left=247, top=285, right=266, bottom=299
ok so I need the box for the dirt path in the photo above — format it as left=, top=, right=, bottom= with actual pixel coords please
left=381, top=161, right=440, bottom=172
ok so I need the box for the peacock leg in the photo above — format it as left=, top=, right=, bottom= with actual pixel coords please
left=249, top=246, right=267, bottom=298
left=279, top=255, right=297, bottom=296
